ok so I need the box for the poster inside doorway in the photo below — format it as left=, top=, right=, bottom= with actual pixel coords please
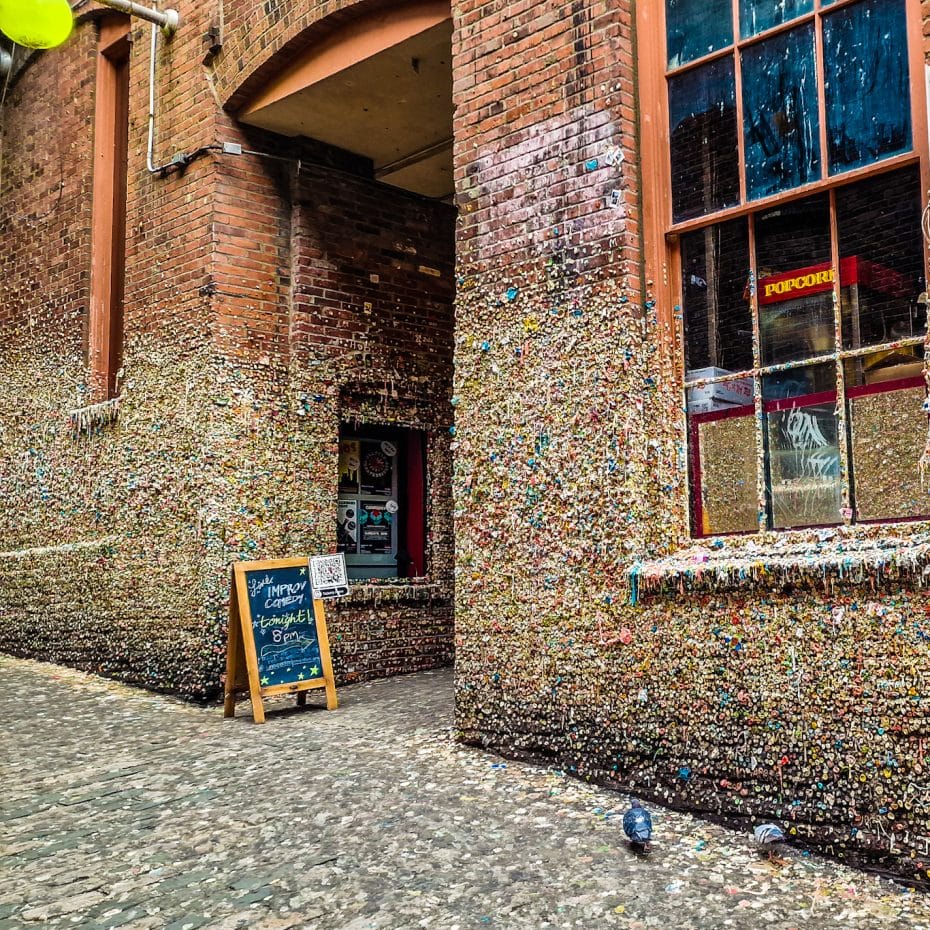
left=338, top=439, right=360, bottom=493
left=359, top=501, right=393, bottom=554
left=359, top=441, right=395, bottom=495
left=337, top=500, right=358, bottom=553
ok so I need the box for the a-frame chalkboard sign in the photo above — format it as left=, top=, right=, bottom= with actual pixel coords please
left=224, top=557, right=338, bottom=723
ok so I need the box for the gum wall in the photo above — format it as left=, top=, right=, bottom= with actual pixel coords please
left=1, top=0, right=929, bottom=885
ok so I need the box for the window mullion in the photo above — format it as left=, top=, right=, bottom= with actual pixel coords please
left=828, top=188, right=853, bottom=525
left=686, top=336, right=926, bottom=386
left=734, top=0, right=764, bottom=533
left=730, top=0, right=747, bottom=205
left=904, top=0, right=930, bottom=297
left=814, top=5, right=829, bottom=183
left=668, top=152, right=921, bottom=236
left=747, top=213, right=768, bottom=531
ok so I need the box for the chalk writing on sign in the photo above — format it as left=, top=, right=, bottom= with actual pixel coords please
left=243, top=565, right=323, bottom=687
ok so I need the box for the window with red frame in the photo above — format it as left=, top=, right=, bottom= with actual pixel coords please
left=336, top=426, right=427, bottom=580
left=665, top=0, right=930, bottom=534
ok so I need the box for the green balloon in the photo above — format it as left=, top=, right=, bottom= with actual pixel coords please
left=0, top=0, right=73, bottom=50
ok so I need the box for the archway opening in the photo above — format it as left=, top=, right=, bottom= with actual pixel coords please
left=240, top=1, right=453, bottom=200
left=231, top=1, right=457, bottom=678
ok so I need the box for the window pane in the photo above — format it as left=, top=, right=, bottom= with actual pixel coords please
left=847, top=382, right=930, bottom=521
left=764, top=364, right=842, bottom=528
left=742, top=25, right=821, bottom=200
left=844, top=348, right=925, bottom=392
left=339, top=430, right=401, bottom=580
left=682, top=220, right=754, bottom=376
left=692, top=410, right=759, bottom=535
left=739, top=0, right=812, bottom=39
left=666, top=0, right=733, bottom=68
left=669, top=58, right=740, bottom=222
left=824, top=0, right=911, bottom=175
left=836, top=166, right=925, bottom=352
left=762, top=360, right=835, bottom=401
left=755, top=195, right=833, bottom=366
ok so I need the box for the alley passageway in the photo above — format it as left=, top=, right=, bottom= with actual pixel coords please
left=2, top=657, right=930, bottom=930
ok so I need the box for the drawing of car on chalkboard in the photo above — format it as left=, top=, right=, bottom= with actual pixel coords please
left=259, top=638, right=320, bottom=664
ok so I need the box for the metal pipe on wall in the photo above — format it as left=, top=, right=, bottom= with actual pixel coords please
left=93, top=0, right=179, bottom=35
left=146, top=22, right=163, bottom=174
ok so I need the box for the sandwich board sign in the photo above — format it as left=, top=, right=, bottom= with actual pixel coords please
left=223, top=555, right=346, bottom=723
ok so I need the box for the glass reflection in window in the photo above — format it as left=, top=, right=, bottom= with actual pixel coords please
left=836, top=166, right=925, bottom=354
left=682, top=219, right=753, bottom=376
left=739, top=0, right=812, bottom=39
left=755, top=195, right=833, bottom=366
left=742, top=25, right=820, bottom=200
left=824, top=0, right=911, bottom=175
left=669, top=58, right=739, bottom=221
left=763, top=364, right=841, bottom=529
left=666, top=0, right=733, bottom=67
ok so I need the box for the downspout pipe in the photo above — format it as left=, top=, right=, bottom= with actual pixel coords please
left=115, top=3, right=213, bottom=177
left=146, top=22, right=161, bottom=173
left=91, top=2, right=182, bottom=174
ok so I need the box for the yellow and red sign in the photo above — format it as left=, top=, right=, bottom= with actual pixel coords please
left=760, top=263, right=834, bottom=303
left=758, top=257, right=909, bottom=305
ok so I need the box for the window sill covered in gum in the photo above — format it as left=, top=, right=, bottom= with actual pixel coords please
left=337, top=578, right=443, bottom=606
left=628, top=523, right=930, bottom=600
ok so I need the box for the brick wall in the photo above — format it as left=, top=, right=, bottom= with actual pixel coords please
left=3, top=0, right=930, bottom=884
left=202, top=126, right=457, bottom=682
left=449, top=0, right=681, bottom=651
left=291, top=164, right=454, bottom=395
left=454, top=0, right=640, bottom=272
left=203, top=145, right=458, bottom=685
left=0, top=0, right=456, bottom=699
left=291, top=163, right=456, bottom=637
left=447, top=0, right=930, bottom=887
left=0, top=28, right=94, bottom=345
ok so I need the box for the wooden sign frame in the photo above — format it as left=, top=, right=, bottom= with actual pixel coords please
left=223, top=557, right=338, bottom=723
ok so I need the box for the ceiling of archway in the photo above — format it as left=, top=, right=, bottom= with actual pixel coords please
left=240, top=19, right=453, bottom=200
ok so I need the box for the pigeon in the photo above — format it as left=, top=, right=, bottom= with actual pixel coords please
left=754, top=823, right=787, bottom=863
left=622, top=798, right=653, bottom=848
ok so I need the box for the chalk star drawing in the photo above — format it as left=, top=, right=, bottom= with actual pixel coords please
left=260, top=676, right=269, bottom=685
left=310, top=664, right=320, bottom=676
left=298, top=672, right=305, bottom=680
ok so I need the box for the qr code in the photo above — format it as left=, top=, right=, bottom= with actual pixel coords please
left=310, top=554, right=348, bottom=591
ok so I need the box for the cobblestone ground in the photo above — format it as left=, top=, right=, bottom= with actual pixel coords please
left=3, top=657, right=930, bottom=930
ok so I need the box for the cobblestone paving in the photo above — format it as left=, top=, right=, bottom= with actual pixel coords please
left=3, top=656, right=930, bottom=930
